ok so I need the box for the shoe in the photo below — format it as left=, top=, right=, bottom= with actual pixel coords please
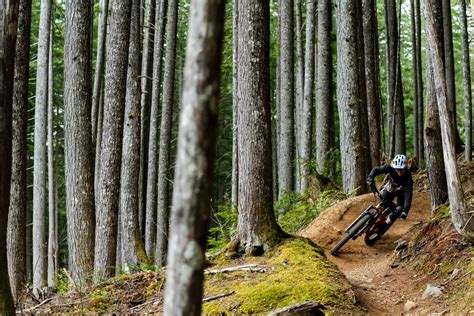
left=385, top=216, right=392, bottom=225
left=400, top=212, right=407, bottom=220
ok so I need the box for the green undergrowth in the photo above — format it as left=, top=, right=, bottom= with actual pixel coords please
left=203, top=237, right=356, bottom=314
left=276, top=189, right=346, bottom=234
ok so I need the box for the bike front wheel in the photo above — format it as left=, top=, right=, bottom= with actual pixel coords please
left=331, top=213, right=373, bottom=256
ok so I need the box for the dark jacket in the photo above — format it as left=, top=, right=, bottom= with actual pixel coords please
left=367, top=164, right=413, bottom=213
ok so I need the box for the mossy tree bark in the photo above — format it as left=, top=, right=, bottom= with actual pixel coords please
left=163, top=1, right=225, bottom=313
left=7, top=0, right=31, bottom=302
left=0, top=0, right=19, bottom=313
left=235, top=0, right=285, bottom=255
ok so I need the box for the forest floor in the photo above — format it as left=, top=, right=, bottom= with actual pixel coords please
left=301, top=190, right=473, bottom=315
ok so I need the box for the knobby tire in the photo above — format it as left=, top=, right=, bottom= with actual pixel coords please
left=331, top=213, right=372, bottom=255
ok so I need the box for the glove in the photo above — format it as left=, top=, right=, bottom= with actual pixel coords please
left=400, top=212, right=407, bottom=220
left=366, top=178, right=376, bottom=193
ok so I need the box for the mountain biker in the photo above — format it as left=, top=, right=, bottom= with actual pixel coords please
left=366, top=154, right=413, bottom=225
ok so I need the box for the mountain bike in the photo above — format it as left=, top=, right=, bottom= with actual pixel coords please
left=330, top=190, right=396, bottom=256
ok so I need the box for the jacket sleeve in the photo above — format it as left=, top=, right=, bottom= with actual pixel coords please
left=403, top=173, right=414, bottom=213
left=367, top=164, right=391, bottom=181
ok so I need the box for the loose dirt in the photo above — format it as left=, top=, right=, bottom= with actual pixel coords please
left=301, top=191, right=458, bottom=315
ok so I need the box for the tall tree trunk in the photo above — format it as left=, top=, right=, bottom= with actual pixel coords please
left=32, top=0, right=52, bottom=295
left=155, top=0, right=179, bottom=267
left=336, top=0, right=368, bottom=194
left=145, top=0, right=167, bottom=257
left=441, top=0, right=463, bottom=153
left=355, top=0, right=371, bottom=175
left=415, top=0, right=424, bottom=162
left=47, top=22, right=57, bottom=288
left=316, top=0, right=335, bottom=177
left=363, top=0, right=381, bottom=168
left=0, top=0, right=20, bottom=313
left=301, top=0, right=315, bottom=191
left=460, top=0, right=472, bottom=161
left=235, top=0, right=284, bottom=255
left=7, top=0, right=31, bottom=303
left=278, top=0, right=294, bottom=196
left=120, top=0, right=147, bottom=269
left=294, top=0, right=303, bottom=192
left=95, top=0, right=132, bottom=280
left=424, top=0, right=447, bottom=210
left=163, top=1, right=225, bottom=313
left=424, top=0, right=474, bottom=241
left=64, top=0, right=96, bottom=288
left=138, top=0, right=155, bottom=236
left=231, top=0, right=238, bottom=208
left=425, top=54, right=448, bottom=208
left=411, top=0, right=420, bottom=160
left=91, top=0, right=109, bottom=152
left=384, top=0, right=406, bottom=157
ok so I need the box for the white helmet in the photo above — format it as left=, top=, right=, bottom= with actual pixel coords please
left=391, top=154, right=407, bottom=169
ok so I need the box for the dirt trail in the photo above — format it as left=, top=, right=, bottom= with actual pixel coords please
left=301, top=191, right=453, bottom=315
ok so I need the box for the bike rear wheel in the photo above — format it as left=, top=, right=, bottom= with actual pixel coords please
left=364, top=219, right=393, bottom=245
left=331, top=213, right=372, bottom=256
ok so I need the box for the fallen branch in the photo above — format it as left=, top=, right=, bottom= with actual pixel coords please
left=268, top=301, right=326, bottom=316
left=202, top=291, right=235, bottom=303
left=21, top=298, right=54, bottom=313
left=205, top=264, right=268, bottom=274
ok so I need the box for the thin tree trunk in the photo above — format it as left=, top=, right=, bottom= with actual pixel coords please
left=7, top=0, right=31, bottom=303
left=278, top=0, right=294, bottom=196
left=232, top=0, right=238, bottom=209
left=95, top=0, right=132, bottom=281
left=415, top=0, right=424, bottom=162
left=163, top=1, right=225, bottom=313
left=235, top=0, right=284, bottom=255
left=64, top=0, right=96, bottom=288
left=138, top=0, right=156, bottom=236
left=316, top=0, right=335, bottom=176
left=459, top=0, right=472, bottom=161
left=155, top=0, right=179, bottom=267
left=0, top=0, right=20, bottom=313
left=424, top=0, right=474, bottom=240
left=363, top=0, right=381, bottom=168
left=47, top=21, right=57, bottom=288
left=441, top=0, right=463, bottom=153
left=32, top=0, right=52, bottom=296
left=120, top=0, right=147, bottom=269
left=91, top=0, right=109, bottom=151
left=294, top=0, right=304, bottom=192
left=411, top=0, right=419, bottom=159
left=145, top=0, right=167, bottom=257
left=301, top=0, right=315, bottom=191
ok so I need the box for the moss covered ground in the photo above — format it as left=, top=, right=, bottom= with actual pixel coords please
left=203, top=237, right=357, bottom=314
